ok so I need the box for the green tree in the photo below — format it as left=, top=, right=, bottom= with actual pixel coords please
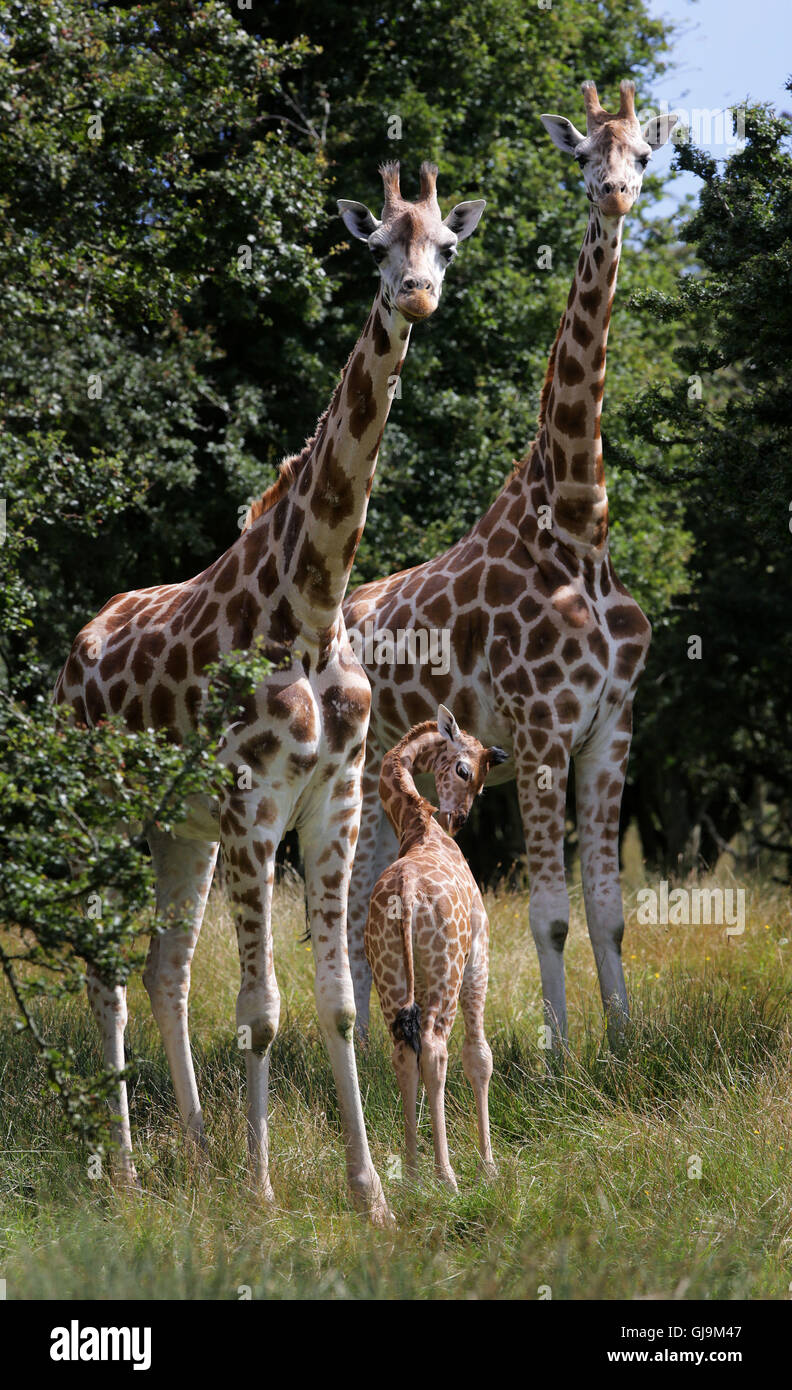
left=622, top=100, right=792, bottom=875
left=0, top=0, right=328, bottom=690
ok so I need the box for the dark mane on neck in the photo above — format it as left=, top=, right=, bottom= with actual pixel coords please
left=391, top=719, right=440, bottom=758
left=380, top=721, right=442, bottom=848
left=241, top=302, right=380, bottom=534
left=241, top=403, right=331, bottom=531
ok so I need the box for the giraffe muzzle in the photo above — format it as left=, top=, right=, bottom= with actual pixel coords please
left=598, top=190, right=634, bottom=218
left=395, top=286, right=437, bottom=322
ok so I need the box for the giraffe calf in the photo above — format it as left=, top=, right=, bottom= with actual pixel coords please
left=365, top=705, right=507, bottom=1190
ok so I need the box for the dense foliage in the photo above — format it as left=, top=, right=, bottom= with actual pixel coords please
left=0, top=0, right=327, bottom=685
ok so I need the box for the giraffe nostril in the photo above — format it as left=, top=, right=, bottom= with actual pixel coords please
left=401, top=276, right=431, bottom=294
left=602, top=182, right=614, bottom=194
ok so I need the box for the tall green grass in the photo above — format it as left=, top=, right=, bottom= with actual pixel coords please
left=1, top=873, right=791, bottom=1299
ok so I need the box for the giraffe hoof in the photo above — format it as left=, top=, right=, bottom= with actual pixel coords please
left=246, top=1170, right=276, bottom=1205
left=478, top=1159, right=498, bottom=1182
left=115, top=1165, right=142, bottom=1193
left=349, top=1170, right=395, bottom=1227
left=369, top=1196, right=397, bottom=1229
left=183, top=1130, right=209, bottom=1170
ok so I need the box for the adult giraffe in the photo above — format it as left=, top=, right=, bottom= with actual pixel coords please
left=345, top=81, right=677, bottom=1050
left=55, top=161, right=485, bottom=1222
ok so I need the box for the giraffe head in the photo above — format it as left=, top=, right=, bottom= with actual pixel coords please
left=432, top=704, right=507, bottom=836
left=540, top=80, right=678, bottom=219
left=338, top=161, right=485, bottom=322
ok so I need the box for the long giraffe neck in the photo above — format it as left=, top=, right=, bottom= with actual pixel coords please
left=532, top=209, right=623, bottom=553
left=247, top=287, right=411, bottom=626
left=379, top=723, right=444, bottom=854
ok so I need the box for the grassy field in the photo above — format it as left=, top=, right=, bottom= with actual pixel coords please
left=1, top=863, right=791, bottom=1300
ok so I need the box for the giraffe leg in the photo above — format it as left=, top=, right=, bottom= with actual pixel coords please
left=220, top=799, right=284, bottom=1203
left=420, top=1026, right=457, bottom=1191
left=86, top=965, right=137, bottom=1186
left=392, top=1040, right=420, bottom=1180
left=347, top=752, right=396, bottom=1037
left=234, top=876, right=279, bottom=1201
left=143, top=828, right=218, bottom=1145
left=575, top=718, right=632, bottom=1049
left=460, top=908, right=496, bottom=1178
left=301, top=790, right=391, bottom=1227
left=515, top=743, right=571, bottom=1055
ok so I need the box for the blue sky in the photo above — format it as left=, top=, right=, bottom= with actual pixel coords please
left=645, top=0, right=791, bottom=213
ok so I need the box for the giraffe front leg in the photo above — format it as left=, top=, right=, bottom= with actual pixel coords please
left=86, top=966, right=138, bottom=1187
left=516, top=744, right=571, bottom=1058
left=575, top=716, right=632, bottom=1050
left=460, top=907, right=496, bottom=1179
left=222, top=800, right=284, bottom=1203
left=301, top=795, right=392, bottom=1228
left=347, top=751, right=395, bottom=1038
left=143, top=828, right=219, bottom=1147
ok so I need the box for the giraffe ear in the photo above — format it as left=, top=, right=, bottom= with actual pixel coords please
left=337, top=200, right=382, bottom=242
left=437, top=704, right=461, bottom=746
left=443, top=199, right=486, bottom=241
left=642, top=112, right=679, bottom=150
left=540, top=114, right=586, bottom=156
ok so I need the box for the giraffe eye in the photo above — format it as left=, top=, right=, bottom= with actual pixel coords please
left=576, top=153, right=589, bottom=166
left=638, top=154, right=650, bottom=169
left=456, top=762, right=471, bottom=781
left=441, top=245, right=457, bottom=262
left=370, top=245, right=386, bottom=263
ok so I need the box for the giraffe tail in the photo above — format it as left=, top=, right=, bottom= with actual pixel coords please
left=391, top=893, right=421, bottom=1059
left=392, top=1002, right=421, bottom=1057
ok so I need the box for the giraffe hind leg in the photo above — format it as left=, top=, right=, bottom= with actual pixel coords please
left=420, top=1027, right=458, bottom=1192
left=516, top=748, right=571, bottom=1059
left=392, top=1039, right=420, bottom=1180
left=460, top=917, right=496, bottom=1178
left=143, top=828, right=219, bottom=1146
left=86, top=965, right=138, bottom=1187
left=575, top=727, right=631, bottom=1050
